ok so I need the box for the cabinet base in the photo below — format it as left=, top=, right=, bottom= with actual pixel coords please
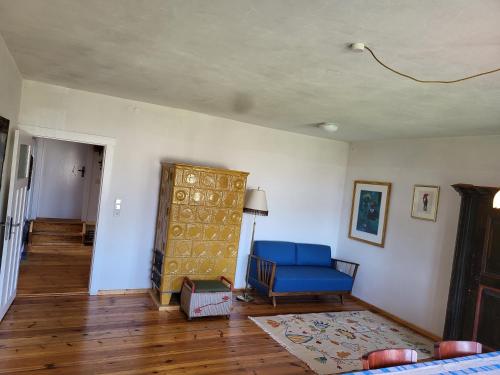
left=149, top=289, right=180, bottom=311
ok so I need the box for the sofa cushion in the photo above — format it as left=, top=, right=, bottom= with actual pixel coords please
left=272, top=266, right=353, bottom=293
left=296, top=243, right=331, bottom=266
left=253, top=241, right=296, bottom=265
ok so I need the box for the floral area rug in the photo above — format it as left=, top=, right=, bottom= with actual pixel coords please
left=250, top=310, right=433, bottom=374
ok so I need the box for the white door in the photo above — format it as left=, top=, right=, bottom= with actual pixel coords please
left=0, top=130, right=33, bottom=320
left=34, top=138, right=90, bottom=219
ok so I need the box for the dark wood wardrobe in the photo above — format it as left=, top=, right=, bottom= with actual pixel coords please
left=444, top=184, right=499, bottom=350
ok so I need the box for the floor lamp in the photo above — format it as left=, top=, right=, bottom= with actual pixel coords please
left=494, top=190, right=500, bottom=209
left=237, top=187, right=268, bottom=302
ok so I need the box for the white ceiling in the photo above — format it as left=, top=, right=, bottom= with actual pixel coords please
left=0, top=0, right=499, bottom=141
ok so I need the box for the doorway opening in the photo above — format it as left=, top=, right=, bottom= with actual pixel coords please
left=17, top=138, right=104, bottom=296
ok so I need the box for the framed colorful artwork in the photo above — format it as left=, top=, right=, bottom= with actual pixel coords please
left=349, top=180, right=391, bottom=247
left=411, top=185, right=440, bottom=221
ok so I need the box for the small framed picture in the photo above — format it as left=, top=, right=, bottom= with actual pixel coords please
left=411, top=185, right=440, bottom=221
left=349, top=180, right=392, bottom=247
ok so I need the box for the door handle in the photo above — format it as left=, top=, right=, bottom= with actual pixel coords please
left=0, top=216, right=10, bottom=231
left=0, top=217, right=22, bottom=239
left=77, top=166, right=86, bottom=178
left=8, top=217, right=21, bottom=240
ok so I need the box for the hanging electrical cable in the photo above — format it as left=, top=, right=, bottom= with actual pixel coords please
left=350, top=43, right=500, bottom=84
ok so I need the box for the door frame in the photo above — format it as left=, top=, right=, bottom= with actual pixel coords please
left=19, top=124, right=115, bottom=295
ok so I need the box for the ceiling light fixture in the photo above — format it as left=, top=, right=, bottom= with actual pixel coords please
left=318, top=122, right=339, bottom=132
left=350, top=43, right=365, bottom=52
left=350, top=42, right=500, bottom=83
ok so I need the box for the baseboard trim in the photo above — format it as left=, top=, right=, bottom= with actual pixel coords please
left=350, top=295, right=442, bottom=342
left=97, top=288, right=149, bottom=296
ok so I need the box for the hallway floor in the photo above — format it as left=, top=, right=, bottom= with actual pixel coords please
left=17, top=244, right=92, bottom=296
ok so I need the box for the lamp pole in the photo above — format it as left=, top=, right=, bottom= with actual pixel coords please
left=237, top=213, right=257, bottom=302
left=237, top=188, right=268, bottom=302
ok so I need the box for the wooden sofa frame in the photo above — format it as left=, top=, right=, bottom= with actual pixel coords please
left=250, top=255, right=359, bottom=307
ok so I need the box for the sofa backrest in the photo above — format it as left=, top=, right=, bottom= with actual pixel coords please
left=296, top=243, right=332, bottom=266
left=253, top=241, right=332, bottom=267
left=253, top=241, right=296, bottom=265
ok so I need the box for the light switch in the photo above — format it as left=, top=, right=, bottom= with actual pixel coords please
left=114, top=198, right=122, bottom=216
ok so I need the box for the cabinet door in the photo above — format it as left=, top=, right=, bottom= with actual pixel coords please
left=473, top=210, right=500, bottom=350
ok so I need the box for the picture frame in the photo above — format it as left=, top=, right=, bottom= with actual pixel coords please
left=349, top=180, right=391, bottom=247
left=411, top=185, right=440, bottom=221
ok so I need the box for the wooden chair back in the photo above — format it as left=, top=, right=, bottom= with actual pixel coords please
left=362, top=349, right=418, bottom=370
left=434, top=341, right=482, bottom=360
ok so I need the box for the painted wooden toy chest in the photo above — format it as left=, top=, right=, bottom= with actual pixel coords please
left=180, top=276, right=233, bottom=319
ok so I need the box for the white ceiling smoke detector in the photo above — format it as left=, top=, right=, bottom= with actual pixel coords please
left=318, top=122, right=339, bottom=132
left=350, top=43, right=365, bottom=52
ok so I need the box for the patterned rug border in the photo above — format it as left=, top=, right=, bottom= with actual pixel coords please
left=249, top=312, right=320, bottom=366
left=249, top=310, right=434, bottom=375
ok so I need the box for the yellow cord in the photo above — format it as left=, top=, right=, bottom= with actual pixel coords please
left=364, top=46, right=500, bottom=84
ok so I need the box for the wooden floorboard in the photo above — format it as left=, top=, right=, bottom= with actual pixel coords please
left=0, top=292, right=373, bottom=374
left=17, top=244, right=92, bottom=296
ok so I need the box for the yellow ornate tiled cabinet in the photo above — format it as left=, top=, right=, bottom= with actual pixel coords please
left=151, top=163, right=249, bottom=307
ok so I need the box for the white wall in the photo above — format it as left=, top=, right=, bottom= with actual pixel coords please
left=19, top=80, right=349, bottom=292
left=0, top=34, right=22, bottom=219
left=336, top=136, right=500, bottom=336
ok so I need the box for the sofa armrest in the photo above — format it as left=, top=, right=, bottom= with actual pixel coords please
left=332, top=258, right=359, bottom=280
left=249, top=255, right=277, bottom=293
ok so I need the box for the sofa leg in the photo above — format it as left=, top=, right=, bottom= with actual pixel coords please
left=272, top=296, right=277, bottom=307
left=339, top=294, right=344, bottom=304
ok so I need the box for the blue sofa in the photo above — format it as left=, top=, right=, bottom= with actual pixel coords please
left=248, top=241, right=359, bottom=306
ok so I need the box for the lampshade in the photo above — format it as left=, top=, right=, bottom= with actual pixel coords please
left=243, top=188, right=268, bottom=216
left=494, top=190, right=500, bottom=209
